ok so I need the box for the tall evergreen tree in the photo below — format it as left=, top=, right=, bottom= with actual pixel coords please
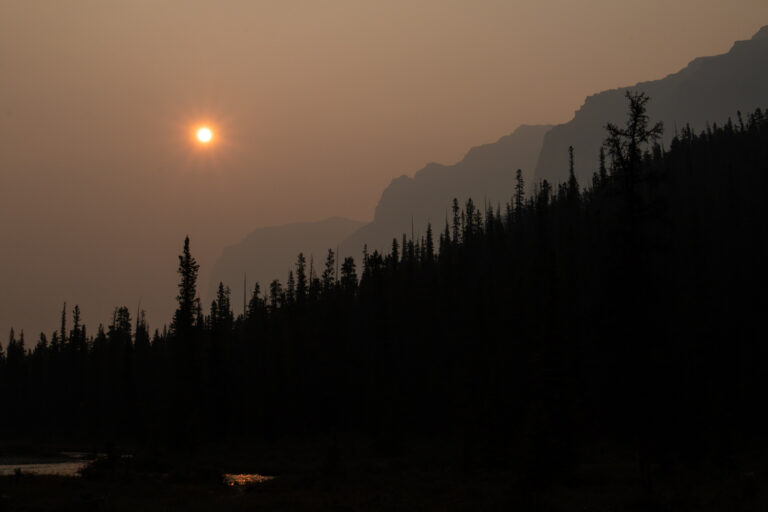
left=425, top=223, right=435, bottom=263
left=246, top=282, right=264, bottom=321
left=60, top=302, right=67, bottom=345
left=295, top=253, right=308, bottom=304
left=390, top=239, right=399, bottom=269
left=171, top=236, right=201, bottom=336
left=269, top=280, right=283, bottom=311
left=598, top=146, right=608, bottom=184
left=322, top=248, right=336, bottom=293
left=340, top=257, right=357, bottom=295
left=604, top=91, right=663, bottom=179
left=452, top=198, right=461, bottom=243
left=567, top=146, right=579, bottom=201
left=514, top=169, right=525, bottom=220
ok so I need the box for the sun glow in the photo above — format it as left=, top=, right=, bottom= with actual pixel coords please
left=196, top=126, right=213, bottom=144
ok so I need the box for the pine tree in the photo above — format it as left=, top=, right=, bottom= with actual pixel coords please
left=464, top=198, right=476, bottom=240
left=212, top=282, right=234, bottom=332
left=171, top=236, right=201, bottom=336
left=286, top=271, right=296, bottom=306
left=452, top=198, right=461, bottom=243
left=322, top=248, right=336, bottom=293
left=60, top=302, right=67, bottom=345
left=604, top=91, right=663, bottom=180
left=514, top=169, right=525, bottom=220
left=34, top=333, right=48, bottom=357
left=598, top=146, right=608, bottom=184
left=567, top=146, right=579, bottom=203
left=109, top=307, right=132, bottom=346
left=69, top=304, right=86, bottom=353
left=390, top=239, right=399, bottom=269
left=134, top=310, right=150, bottom=357
left=340, top=257, right=357, bottom=295
left=246, top=282, right=263, bottom=321
left=295, top=253, right=308, bottom=304
left=269, top=280, right=283, bottom=311
left=425, top=223, right=435, bottom=263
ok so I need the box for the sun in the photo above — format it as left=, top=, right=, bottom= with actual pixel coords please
left=196, top=126, right=213, bottom=144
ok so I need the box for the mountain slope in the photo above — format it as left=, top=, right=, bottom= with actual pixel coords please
left=341, top=124, right=552, bottom=256
left=207, top=217, right=365, bottom=307
left=534, top=25, right=768, bottom=185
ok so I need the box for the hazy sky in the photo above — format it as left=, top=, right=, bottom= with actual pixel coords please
left=2, top=1, right=767, bottom=339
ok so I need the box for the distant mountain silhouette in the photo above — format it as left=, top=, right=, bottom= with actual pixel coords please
left=340, top=124, right=552, bottom=255
left=207, top=217, right=364, bottom=305
left=215, top=26, right=768, bottom=281
left=534, top=25, right=768, bottom=185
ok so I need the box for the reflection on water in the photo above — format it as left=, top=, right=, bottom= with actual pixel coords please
left=1, top=455, right=274, bottom=485
left=0, top=458, right=93, bottom=477
left=223, top=473, right=276, bottom=486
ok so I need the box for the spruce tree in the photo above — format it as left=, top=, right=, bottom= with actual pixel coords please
left=171, top=236, right=201, bottom=336
left=246, top=282, right=263, bottom=321
left=295, top=253, right=308, bottom=304
left=514, top=169, right=525, bottom=221
left=322, top=248, right=336, bottom=293
left=340, top=257, right=357, bottom=295
left=286, top=271, right=296, bottom=306
left=425, top=223, right=434, bottom=263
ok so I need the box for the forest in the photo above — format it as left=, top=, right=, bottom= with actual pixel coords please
left=2, top=93, right=767, bottom=490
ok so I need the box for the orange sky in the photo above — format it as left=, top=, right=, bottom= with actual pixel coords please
left=2, top=1, right=767, bottom=338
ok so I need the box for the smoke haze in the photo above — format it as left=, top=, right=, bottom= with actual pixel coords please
left=2, top=0, right=766, bottom=337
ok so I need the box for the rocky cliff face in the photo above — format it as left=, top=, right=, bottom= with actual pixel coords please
left=534, top=26, right=768, bottom=185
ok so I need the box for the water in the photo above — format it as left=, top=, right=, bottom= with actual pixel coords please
left=0, top=453, right=275, bottom=485
left=223, top=473, right=275, bottom=486
left=0, top=455, right=93, bottom=477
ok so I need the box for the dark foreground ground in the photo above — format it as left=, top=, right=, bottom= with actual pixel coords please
left=0, top=438, right=766, bottom=511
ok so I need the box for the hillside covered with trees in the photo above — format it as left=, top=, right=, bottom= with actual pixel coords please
left=2, top=95, right=767, bottom=500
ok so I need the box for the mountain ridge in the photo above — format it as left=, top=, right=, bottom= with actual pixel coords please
left=207, top=216, right=365, bottom=305
left=533, top=25, right=768, bottom=185
left=342, top=124, right=552, bottom=256
left=211, top=25, right=768, bottom=297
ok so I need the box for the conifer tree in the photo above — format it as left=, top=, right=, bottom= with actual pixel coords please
left=286, top=271, right=296, bottom=306
left=322, top=248, right=336, bottom=293
left=598, top=146, right=608, bottom=184
left=70, top=304, right=86, bottom=353
left=514, top=169, right=525, bottom=220
left=60, top=302, right=67, bottom=345
left=34, top=333, right=48, bottom=356
left=212, top=283, right=233, bottom=331
left=246, top=282, right=263, bottom=321
left=452, top=198, right=461, bottom=243
left=425, top=223, right=434, bottom=263
left=340, top=257, right=357, bottom=295
left=171, top=236, right=201, bottom=336
left=604, top=91, right=663, bottom=180
left=390, top=239, right=399, bottom=269
left=295, top=253, right=308, bottom=304
left=134, top=310, right=150, bottom=356
left=269, top=280, right=283, bottom=311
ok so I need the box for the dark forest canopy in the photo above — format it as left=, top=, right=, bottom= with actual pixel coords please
left=2, top=96, right=767, bottom=483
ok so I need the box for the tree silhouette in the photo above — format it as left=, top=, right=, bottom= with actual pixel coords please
left=295, top=252, right=308, bottom=304
left=322, top=248, right=336, bottom=294
left=514, top=168, right=525, bottom=220
left=1, top=104, right=767, bottom=508
left=604, top=91, right=663, bottom=179
left=171, top=236, right=201, bottom=336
